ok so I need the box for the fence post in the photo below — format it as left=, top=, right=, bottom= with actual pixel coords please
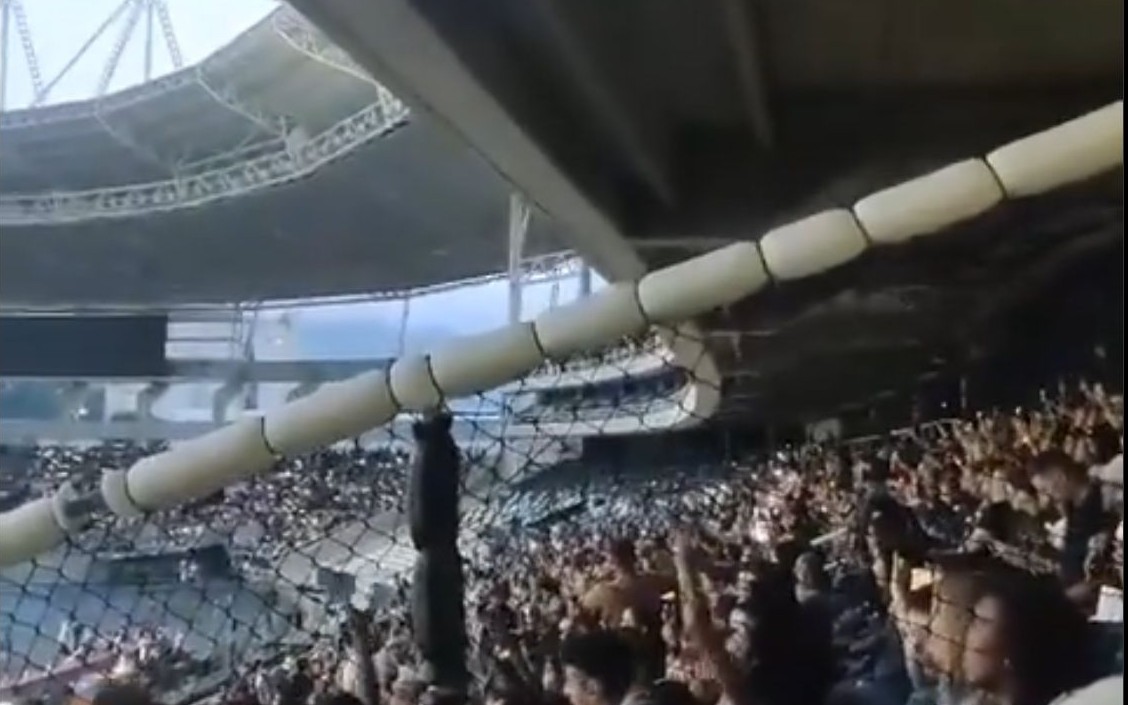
left=409, top=411, right=469, bottom=702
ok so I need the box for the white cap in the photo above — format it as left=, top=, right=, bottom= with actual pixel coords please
left=1052, top=676, right=1124, bottom=705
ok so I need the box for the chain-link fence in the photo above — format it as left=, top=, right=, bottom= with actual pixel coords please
left=0, top=332, right=1123, bottom=705
left=0, top=101, right=1124, bottom=705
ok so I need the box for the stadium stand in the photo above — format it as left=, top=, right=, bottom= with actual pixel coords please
left=0, top=4, right=1123, bottom=705
left=0, top=370, right=1123, bottom=705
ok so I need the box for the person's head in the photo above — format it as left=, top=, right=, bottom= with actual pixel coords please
left=391, top=676, right=427, bottom=705
left=793, top=551, right=829, bottom=595
left=1088, top=423, right=1122, bottom=466
left=608, top=539, right=637, bottom=576
left=921, top=569, right=982, bottom=682
left=963, top=570, right=1097, bottom=705
left=722, top=611, right=757, bottom=667
left=1030, top=450, right=1087, bottom=508
left=561, top=630, right=637, bottom=705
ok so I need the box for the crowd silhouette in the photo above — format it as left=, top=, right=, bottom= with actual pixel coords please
left=0, top=376, right=1121, bottom=705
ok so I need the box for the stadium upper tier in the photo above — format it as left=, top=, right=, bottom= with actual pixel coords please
left=0, top=7, right=563, bottom=306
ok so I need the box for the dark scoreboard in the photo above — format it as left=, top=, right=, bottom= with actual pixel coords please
left=0, top=315, right=168, bottom=378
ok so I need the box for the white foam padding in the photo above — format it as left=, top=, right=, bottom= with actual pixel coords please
left=429, top=323, right=543, bottom=398
left=534, top=282, right=647, bottom=359
left=661, top=323, right=708, bottom=374
left=853, top=159, right=1005, bottom=244
left=389, top=354, right=442, bottom=411
left=101, top=469, right=144, bottom=519
left=637, top=242, right=768, bottom=323
left=0, top=497, right=67, bottom=568
left=123, top=417, right=275, bottom=511
left=987, top=101, right=1123, bottom=198
left=759, top=209, right=868, bottom=281
left=264, top=370, right=397, bottom=456
left=51, top=482, right=87, bottom=533
left=660, top=324, right=722, bottom=428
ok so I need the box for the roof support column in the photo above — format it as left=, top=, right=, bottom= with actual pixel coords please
left=507, top=192, right=531, bottom=324
left=398, top=295, right=412, bottom=356
left=212, top=381, right=246, bottom=425
left=60, top=382, right=91, bottom=421
left=578, top=264, right=593, bottom=299
left=240, top=305, right=259, bottom=411
left=136, top=381, right=168, bottom=421
left=0, top=1, right=11, bottom=112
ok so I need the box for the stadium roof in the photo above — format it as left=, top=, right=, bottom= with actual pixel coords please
left=290, top=0, right=1123, bottom=421
left=0, top=5, right=564, bottom=306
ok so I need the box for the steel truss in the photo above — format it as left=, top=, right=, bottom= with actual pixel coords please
left=25, top=0, right=185, bottom=107
left=273, top=10, right=402, bottom=125
left=0, top=0, right=44, bottom=111
left=0, top=97, right=409, bottom=223
left=0, top=7, right=412, bottom=225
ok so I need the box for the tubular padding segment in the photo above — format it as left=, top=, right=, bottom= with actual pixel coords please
left=661, top=324, right=708, bottom=373
left=102, top=470, right=143, bottom=519
left=854, top=159, right=1004, bottom=244
left=987, top=101, right=1123, bottom=198
left=535, top=283, right=647, bottom=359
left=430, top=323, right=543, bottom=398
left=52, top=483, right=86, bottom=533
left=124, top=418, right=275, bottom=511
left=638, top=242, right=767, bottom=323
left=759, top=210, right=867, bottom=281
left=0, top=497, right=66, bottom=568
left=390, top=355, right=442, bottom=411
left=264, top=370, right=397, bottom=456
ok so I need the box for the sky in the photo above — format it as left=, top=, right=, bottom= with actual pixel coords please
left=3, top=1, right=604, bottom=358
left=1, top=0, right=277, bottom=109
left=267, top=272, right=601, bottom=361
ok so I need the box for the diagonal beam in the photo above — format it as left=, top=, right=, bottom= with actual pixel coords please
left=94, top=101, right=176, bottom=175
left=34, top=0, right=131, bottom=105
left=286, top=0, right=646, bottom=282
left=98, top=0, right=144, bottom=96
left=195, top=65, right=289, bottom=137
left=532, top=0, right=676, bottom=204
left=152, top=0, right=183, bottom=68
left=717, top=0, right=774, bottom=148
left=272, top=8, right=383, bottom=87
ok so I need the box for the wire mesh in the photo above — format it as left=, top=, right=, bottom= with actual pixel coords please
left=0, top=329, right=1123, bottom=705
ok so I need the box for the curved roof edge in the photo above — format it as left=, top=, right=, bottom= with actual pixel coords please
left=0, top=98, right=409, bottom=225
left=0, top=7, right=412, bottom=222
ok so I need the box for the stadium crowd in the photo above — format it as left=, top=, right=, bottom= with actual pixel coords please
left=0, top=443, right=412, bottom=560
left=1, top=378, right=1123, bottom=705
left=226, top=378, right=1126, bottom=705
left=534, top=334, right=664, bottom=378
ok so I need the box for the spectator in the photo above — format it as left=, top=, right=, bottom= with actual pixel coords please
left=561, top=631, right=639, bottom=705
left=1029, top=450, right=1120, bottom=585
left=963, top=570, right=1101, bottom=705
